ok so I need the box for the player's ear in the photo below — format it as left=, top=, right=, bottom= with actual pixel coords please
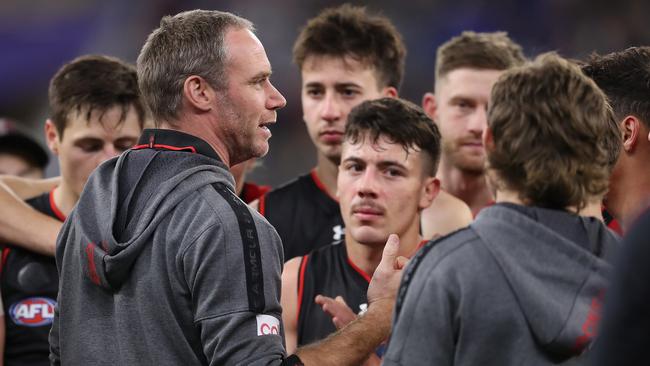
left=483, top=126, right=495, bottom=153
left=422, top=92, right=437, bottom=121
left=621, top=115, right=640, bottom=152
left=419, top=177, right=440, bottom=210
left=381, top=86, right=398, bottom=98
left=45, top=119, right=61, bottom=156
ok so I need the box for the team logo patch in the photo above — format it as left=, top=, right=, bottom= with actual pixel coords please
left=256, top=314, right=280, bottom=336
left=9, top=297, right=56, bottom=327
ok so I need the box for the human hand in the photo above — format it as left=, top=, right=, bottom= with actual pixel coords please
left=367, top=234, right=408, bottom=306
left=315, top=295, right=358, bottom=329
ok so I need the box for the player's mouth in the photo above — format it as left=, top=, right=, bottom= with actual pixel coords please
left=459, top=139, right=484, bottom=151
left=319, top=130, right=344, bottom=144
left=351, top=203, right=385, bottom=221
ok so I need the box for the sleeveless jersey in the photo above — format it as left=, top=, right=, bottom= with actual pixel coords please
left=0, top=190, right=63, bottom=366
left=259, top=170, right=344, bottom=261
left=296, top=241, right=369, bottom=347
left=296, top=239, right=427, bottom=351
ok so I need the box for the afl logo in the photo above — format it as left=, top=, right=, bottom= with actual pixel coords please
left=9, top=297, right=56, bottom=327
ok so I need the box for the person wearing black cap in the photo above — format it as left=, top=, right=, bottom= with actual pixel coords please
left=0, top=132, right=49, bottom=179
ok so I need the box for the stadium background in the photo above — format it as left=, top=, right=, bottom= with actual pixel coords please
left=1, top=0, right=647, bottom=186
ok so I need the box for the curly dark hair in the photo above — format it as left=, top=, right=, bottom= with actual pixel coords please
left=582, top=47, right=650, bottom=129
left=293, top=4, right=406, bottom=90
left=346, top=98, right=441, bottom=176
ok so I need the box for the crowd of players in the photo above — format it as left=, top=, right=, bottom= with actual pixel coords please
left=0, top=4, right=648, bottom=366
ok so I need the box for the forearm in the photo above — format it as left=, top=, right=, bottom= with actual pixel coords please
left=0, top=182, right=59, bottom=256
left=0, top=175, right=59, bottom=200
left=295, top=300, right=392, bottom=366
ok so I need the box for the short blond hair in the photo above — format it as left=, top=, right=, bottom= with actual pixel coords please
left=435, top=31, right=525, bottom=82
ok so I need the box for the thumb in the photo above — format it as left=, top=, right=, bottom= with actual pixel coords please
left=395, top=256, right=409, bottom=270
left=381, top=234, right=400, bottom=263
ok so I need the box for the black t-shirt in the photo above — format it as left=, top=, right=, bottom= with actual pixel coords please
left=259, top=170, right=344, bottom=261
left=296, top=241, right=369, bottom=347
left=1, top=191, right=62, bottom=366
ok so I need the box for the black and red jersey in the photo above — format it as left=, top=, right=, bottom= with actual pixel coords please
left=259, top=170, right=344, bottom=261
left=240, top=182, right=270, bottom=204
left=295, top=241, right=369, bottom=347
left=602, top=207, right=623, bottom=235
left=294, top=239, right=430, bottom=358
left=0, top=190, right=63, bottom=366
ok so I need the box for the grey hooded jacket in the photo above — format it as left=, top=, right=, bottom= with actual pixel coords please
left=384, top=203, right=619, bottom=366
left=49, top=130, right=286, bottom=366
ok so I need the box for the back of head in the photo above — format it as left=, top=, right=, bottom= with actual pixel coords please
left=0, top=132, right=49, bottom=174
left=293, top=4, right=406, bottom=90
left=487, top=53, right=620, bottom=211
left=582, top=47, right=650, bottom=129
left=345, top=97, right=441, bottom=176
left=137, top=9, right=254, bottom=124
left=435, top=31, right=526, bottom=82
left=49, top=54, right=147, bottom=137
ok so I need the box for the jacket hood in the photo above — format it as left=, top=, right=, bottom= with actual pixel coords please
left=471, top=204, right=619, bottom=360
left=66, top=148, right=234, bottom=291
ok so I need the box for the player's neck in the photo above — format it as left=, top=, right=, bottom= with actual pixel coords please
left=52, top=182, right=78, bottom=218
left=437, top=161, right=492, bottom=216
left=617, top=164, right=650, bottom=232
left=314, top=154, right=339, bottom=198
left=496, top=189, right=605, bottom=221
left=345, top=227, right=421, bottom=278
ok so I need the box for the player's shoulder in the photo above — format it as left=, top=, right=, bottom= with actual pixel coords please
left=265, top=171, right=314, bottom=199
left=412, top=227, right=483, bottom=276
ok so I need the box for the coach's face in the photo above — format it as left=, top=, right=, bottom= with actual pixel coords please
left=423, top=68, right=502, bottom=174
left=216, top=28, right=286, bottom=166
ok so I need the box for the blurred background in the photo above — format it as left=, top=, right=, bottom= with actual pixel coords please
left=1, top=0, right=648, bottom=186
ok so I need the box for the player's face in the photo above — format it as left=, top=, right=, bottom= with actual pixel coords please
left=46, top=106, right=141, bottom=199
left=427, top=68, right=502, bottom=174
left=0, top=154, right=43, bottom=178
left=216, top=28, right=286, bottom=166
left=338, top=134, right=437, bottom=246
left=301, top=56, right=395, bottom=164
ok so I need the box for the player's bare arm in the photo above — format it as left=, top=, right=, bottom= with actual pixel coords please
left=0, top=176, right=61, bottom=256
left=295, top=235, right=406, bottom=365
left=281, top=256, right=302, bottom=354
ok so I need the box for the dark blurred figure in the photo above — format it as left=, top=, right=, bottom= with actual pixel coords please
left=0, top=132, right=49, bottom=178
left=582, top=47, right=650, bottom=233
left=591, top=208, right=650, bottom=366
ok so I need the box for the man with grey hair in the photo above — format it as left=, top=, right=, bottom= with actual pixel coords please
left=50, top=9, right=404, bottom=365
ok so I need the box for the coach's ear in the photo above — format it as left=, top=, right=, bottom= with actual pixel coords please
left=183, top=75, right=215, bottom=113
left=422, top=92, right=437, bottom=121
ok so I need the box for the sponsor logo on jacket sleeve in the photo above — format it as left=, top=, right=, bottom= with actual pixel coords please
left=9, top=297, right=56, bottom=327
left=256, top=314, right=280, bottom=336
